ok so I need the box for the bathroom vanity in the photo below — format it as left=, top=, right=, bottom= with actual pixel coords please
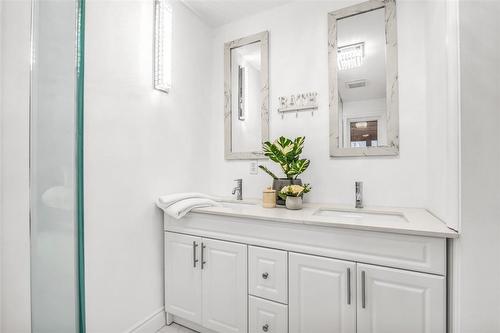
left=161, top=201, right=457, bottom=333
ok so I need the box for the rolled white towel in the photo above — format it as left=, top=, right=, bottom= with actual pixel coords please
left=165, top=198, right=220, bottom=219
left=157, top=192, right=218, bottom=209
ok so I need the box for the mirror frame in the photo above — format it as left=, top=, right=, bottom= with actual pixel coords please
left=328, top=0, right=399, bottom=157
left=224, top=31, right=269, bottom=160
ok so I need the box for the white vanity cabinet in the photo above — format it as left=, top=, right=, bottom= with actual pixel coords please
left=289, top=253, right=356, bottom=333
left=287, top=253, right=445, bottom=333
left=162, top=208, right=455, bottom=333
left=201, top=238, right=247, bottom=333
left=164, top=232, right=247, bottom=333
left=356, top=263, right=445, bottom=333
left=164, top=232, right=202, bottom=324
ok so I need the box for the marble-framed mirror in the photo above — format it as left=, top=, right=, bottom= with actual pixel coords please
left=329, top=0, right=399, bottom=157
left=224, top=31, right=269, bottom=160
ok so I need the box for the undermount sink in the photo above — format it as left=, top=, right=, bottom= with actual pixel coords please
left=218, top=200, right=257, bottom=209
left=313, top=208, right=408, bottom=224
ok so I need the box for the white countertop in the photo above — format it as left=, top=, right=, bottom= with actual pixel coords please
left=190, top=198, right=458, bottom=239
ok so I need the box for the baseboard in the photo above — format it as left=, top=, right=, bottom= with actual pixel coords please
left=125, top=307, right=166, bottom=333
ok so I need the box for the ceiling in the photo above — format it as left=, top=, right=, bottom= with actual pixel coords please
left=181, top=0, right=291, bottom=28
left=337, top=7, right=387, bottom=103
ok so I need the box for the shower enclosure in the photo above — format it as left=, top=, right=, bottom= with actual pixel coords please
left=30, top=0, right=85, bottom=331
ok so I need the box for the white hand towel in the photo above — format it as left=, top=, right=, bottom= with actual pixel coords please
left=157, top=192, right=218, bottom=209
left=165, top=198, right=220, bottom=219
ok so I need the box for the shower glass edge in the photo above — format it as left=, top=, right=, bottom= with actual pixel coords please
left=29, top=0, right=86, bottom=331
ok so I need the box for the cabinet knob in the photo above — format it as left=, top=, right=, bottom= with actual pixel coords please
left=262, top=324, right=269, bottom=332
left=262, top=272, right=269, bottom=279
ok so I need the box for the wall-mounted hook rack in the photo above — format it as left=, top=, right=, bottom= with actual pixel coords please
left=277, top=92, right=318, bottom=119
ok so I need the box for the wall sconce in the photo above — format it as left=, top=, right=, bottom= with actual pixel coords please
left=154, top=0, right=172, bottom=93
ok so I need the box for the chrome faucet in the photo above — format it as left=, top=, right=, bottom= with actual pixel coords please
left=232, top=179, right=243, bottom=200
left=355, top=181, right=363, bottom=208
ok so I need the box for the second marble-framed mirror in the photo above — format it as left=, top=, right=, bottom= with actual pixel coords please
left=224, top=31, right=269, bottom=160
left=329, top=0, right=399, bottom=157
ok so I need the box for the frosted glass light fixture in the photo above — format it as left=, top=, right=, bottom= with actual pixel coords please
left=154, top=0, right=172, bottom=93
left=337, top=42, right=364, bottom=71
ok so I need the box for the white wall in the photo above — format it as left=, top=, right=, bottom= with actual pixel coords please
left=0, top=1, right=32, bottom=332
left=455, top=1, right=500, bottom=332
left=84, top=1, right=212, bottom=332
left=425, top=0, right=460, bottom=230
left=207, top=0, right=429, bottom=208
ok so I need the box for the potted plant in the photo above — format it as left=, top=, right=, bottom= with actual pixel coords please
left=258, top=136, right=311, bottom=205
left=279, top=184, right=311, bottom=210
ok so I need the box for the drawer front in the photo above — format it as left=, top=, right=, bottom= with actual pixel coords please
left=249, top=296, right=288, bottom=333
left=249, top=246, right=288, bottom=303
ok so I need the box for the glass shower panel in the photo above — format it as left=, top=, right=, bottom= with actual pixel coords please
left=30, top=0, right=85, bottom=332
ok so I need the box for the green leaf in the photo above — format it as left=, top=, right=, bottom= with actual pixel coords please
left=275, top=136, right=293, bottom=151
left=258, top=165, right=278, bottom=179
left=288, top=159, right=310, bottom=178
left=263, top=142, right=284, bottom=165
left=292, top=136, right=305, bottom=157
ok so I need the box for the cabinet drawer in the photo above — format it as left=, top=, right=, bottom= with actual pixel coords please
left=249, top=296, right=288, bottom=333
left=249, top=246, right=288, bottom=303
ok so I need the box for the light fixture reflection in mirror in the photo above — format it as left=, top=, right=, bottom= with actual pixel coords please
left=337, top=42, right=365, bottom=71
left=238, top=65, right=246, bottom=121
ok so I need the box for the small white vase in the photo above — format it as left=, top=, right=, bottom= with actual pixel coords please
left=285, top=196, right=303, bottom=210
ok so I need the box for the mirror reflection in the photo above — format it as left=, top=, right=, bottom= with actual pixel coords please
left=337, top=8, right=387, bottom=149
left=231, top=42, right=262, bottom=153
left=224, top=31, right=269, bottom=160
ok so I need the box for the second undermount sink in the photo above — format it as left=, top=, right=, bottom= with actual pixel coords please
left=313, top=208, right=408, bottom=224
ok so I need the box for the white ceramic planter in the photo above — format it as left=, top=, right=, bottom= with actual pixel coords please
left=285, top=196, right=303, bottom=210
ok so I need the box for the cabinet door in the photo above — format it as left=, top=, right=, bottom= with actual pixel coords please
left=357, top=263, right=445, bottom=333
left=289, top=253, right=356, bottom=333
left=201, top=238, right=247, bottom=333
left=165, top=232, right=202, bottom=324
